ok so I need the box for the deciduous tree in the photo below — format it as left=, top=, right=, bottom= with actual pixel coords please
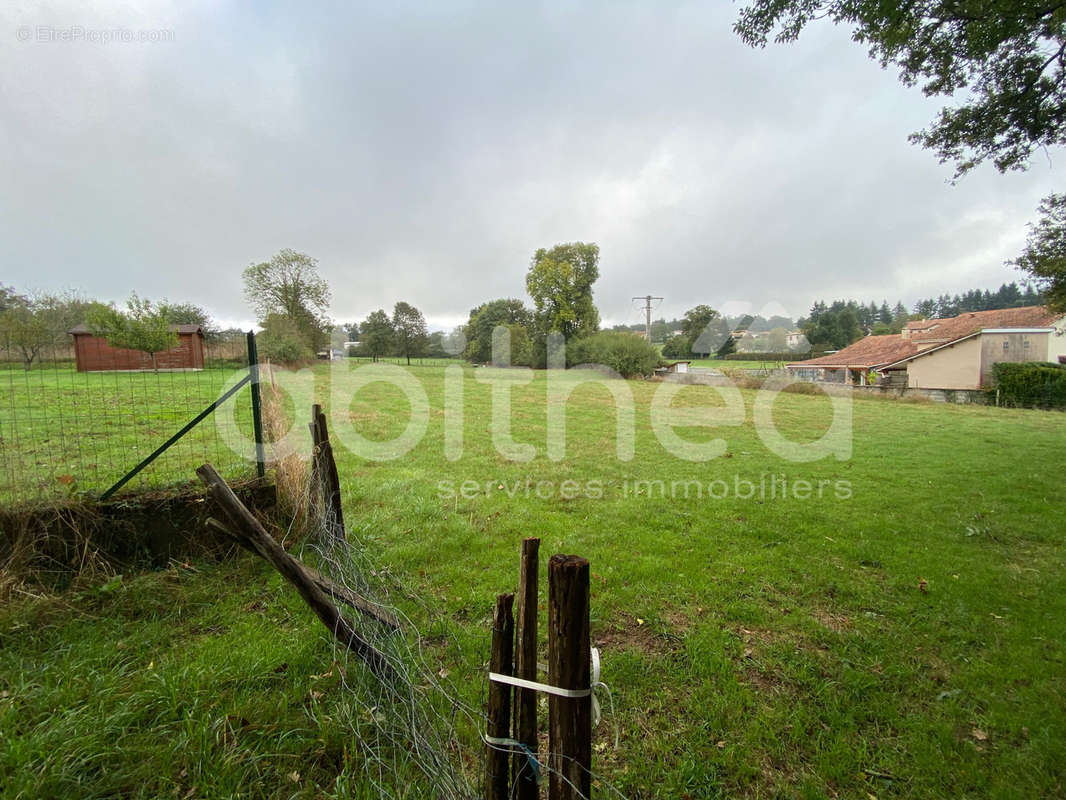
left=525, top=242, right=600, bottom=343
left=243, top=249, right=331, bottom=351
left=680, top=304, right=722, bottom=357
left=735, top=1, right=1066, bottom=303
left=462, top=298, right=532, bottom=363
left=0, top=302, right=48, bottom=370
left=392, top=302, right=428, bottom=365
left=736, top=1, right=1066, bottom=178
left=87, top=294, right=178, bottom=372
left=360, top=309, right=394, bottom=362
left=1011, top=193, right=1066, bottom=312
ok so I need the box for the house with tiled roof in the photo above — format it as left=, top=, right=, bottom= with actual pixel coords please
left=787, top=306, right=1066, bottom=390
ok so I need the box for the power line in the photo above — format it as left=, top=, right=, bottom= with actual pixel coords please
left=631, top=295, right=663, bottom=341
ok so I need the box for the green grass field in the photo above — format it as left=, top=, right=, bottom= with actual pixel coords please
left=0, top=364, right=258, bottom=504
left=3, top=363, right=1066, bottom=798
left=688, top=358, right=789, bottom=370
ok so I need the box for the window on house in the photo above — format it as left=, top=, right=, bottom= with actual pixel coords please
left=1003, top=340, right=1010, bottom=351
left=1023, top=338, right=1031, bottom=349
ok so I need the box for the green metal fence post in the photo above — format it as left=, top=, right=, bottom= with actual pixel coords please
left=247, top=330, right=266, bottom=478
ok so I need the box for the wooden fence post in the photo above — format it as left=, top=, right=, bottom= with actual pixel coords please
left=548, top=555, right=591, bottom=800
left=487, top=593, right=515, bottom=800
left=308, top=404, right=345, bottom=541
left=513, top=537, right=541, bottom=800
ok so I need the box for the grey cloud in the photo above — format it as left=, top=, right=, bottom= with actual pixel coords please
left=1, top=1, right=1058, bottom=331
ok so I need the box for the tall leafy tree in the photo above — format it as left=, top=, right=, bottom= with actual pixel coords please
left=243, top=249, right=331, bottom=351
left=164, top=302, right=216, bottom=336
left=878, top=301, right=893, bottom=326
left=680, top=304, right=722, bottom=357
left=258, top=313, right=313, bottom=363
left=736, top=1, right=1066, bottom=177
left=360, top=309, right=394, bottom=362
left=87, top=294, right=178, bottom=372
left=525, top=242, right=600, bottom=343
left=736, top=1, right=1066, bottom=302
left=801, top=302, right=864, bottom=349
left=0, top=301, right=48, bottom=370
left=463, top=298, right=532, bottom=363
left=392, top=302, right=429, bottom=365
left=0, top=285, right=26, bottom=315
left=0, top=289, right=107, bottom=369
left=661, top=334, right=693, bottom=359
left=1011, top=193, right=1066, bottom=312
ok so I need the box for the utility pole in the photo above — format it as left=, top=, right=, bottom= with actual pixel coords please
left=632, top=295, right=663, bottom=342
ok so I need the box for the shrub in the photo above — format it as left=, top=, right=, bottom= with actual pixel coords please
left=661, top=334, right=692, bottom=359
left=991, top=361, right=1066, bottom=409
left=567, top=331, right=661, bottom=378
left=258, top=313, right=314, bottom=364
left=782, top=381, right=822, bottom=395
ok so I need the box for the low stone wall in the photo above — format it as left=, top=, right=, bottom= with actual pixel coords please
left=813, top=383, right=986, bottom=404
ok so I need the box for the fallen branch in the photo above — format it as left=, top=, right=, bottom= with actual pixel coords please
left=197, top=463, right=396, bottom=682
left=205, top=517, right=400, bottom=630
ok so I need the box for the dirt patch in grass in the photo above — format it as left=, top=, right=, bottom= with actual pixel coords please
left=811, top=608, right=851, bottom=632
left=594, top=613, right=686, bottom=657
left=741, top=664, right=790, bottom=696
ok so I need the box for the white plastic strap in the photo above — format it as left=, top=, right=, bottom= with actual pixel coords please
left=489, top=647, right=602, bottom=699
left=490, top=648, right=618, bottom=748
left=488, top=672, right=592, bottom=698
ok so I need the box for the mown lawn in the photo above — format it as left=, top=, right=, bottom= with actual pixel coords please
left=2, top=363, right=1065, bottom=799
left=688, top=358, right=789, bottom=370
left=0, top=364, right=257, bottom=504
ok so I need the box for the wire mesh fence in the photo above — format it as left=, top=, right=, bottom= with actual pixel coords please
left=0, top=327, right=261, bottom=506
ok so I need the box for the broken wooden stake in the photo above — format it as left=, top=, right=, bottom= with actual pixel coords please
left=197, top=463, right=395, bottom=682
left=309, top=404, right=345, bottom=542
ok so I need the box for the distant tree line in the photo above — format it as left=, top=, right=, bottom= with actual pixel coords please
left=453, top=242, right=662, bottom=377
left=911, top=281, right=1043, bottom=319
left=0, top=284, right=220, bottom=371
left=801, top=281, right=1045, bottom=351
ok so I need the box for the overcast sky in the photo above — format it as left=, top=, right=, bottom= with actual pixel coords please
left=2, top=1, right=1060, bottom=331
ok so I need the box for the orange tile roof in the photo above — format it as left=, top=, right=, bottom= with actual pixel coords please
left=788, top=305, right=1059, bottom=369
left=902, top=305, right=1057, bottom=345
left=787, top=335, right=919, bottom=368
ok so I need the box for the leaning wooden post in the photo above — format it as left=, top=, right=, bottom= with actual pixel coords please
left=487, top=593, right=515, bottom=800
left=196, top=463, right=395, bottom=682
left=308, top=403, right=324, bottom=497
left=314, top=407, right=345, bottom=541
left=548, top=555, right=591, bottom=800
left=308, top=404, right=345, bottom=541
left=513, top=538, right=541, bottom=800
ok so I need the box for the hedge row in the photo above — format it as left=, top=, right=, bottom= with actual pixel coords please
left=992, top=361, right=1066, bottom=409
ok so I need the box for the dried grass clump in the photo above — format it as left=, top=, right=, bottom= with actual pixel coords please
left=0, top=504, right=114, bottom=600
left=260, top=375, right=317, bottom=541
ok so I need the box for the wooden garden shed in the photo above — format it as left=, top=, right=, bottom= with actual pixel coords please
left=68, top=324, right=206, bottom=372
